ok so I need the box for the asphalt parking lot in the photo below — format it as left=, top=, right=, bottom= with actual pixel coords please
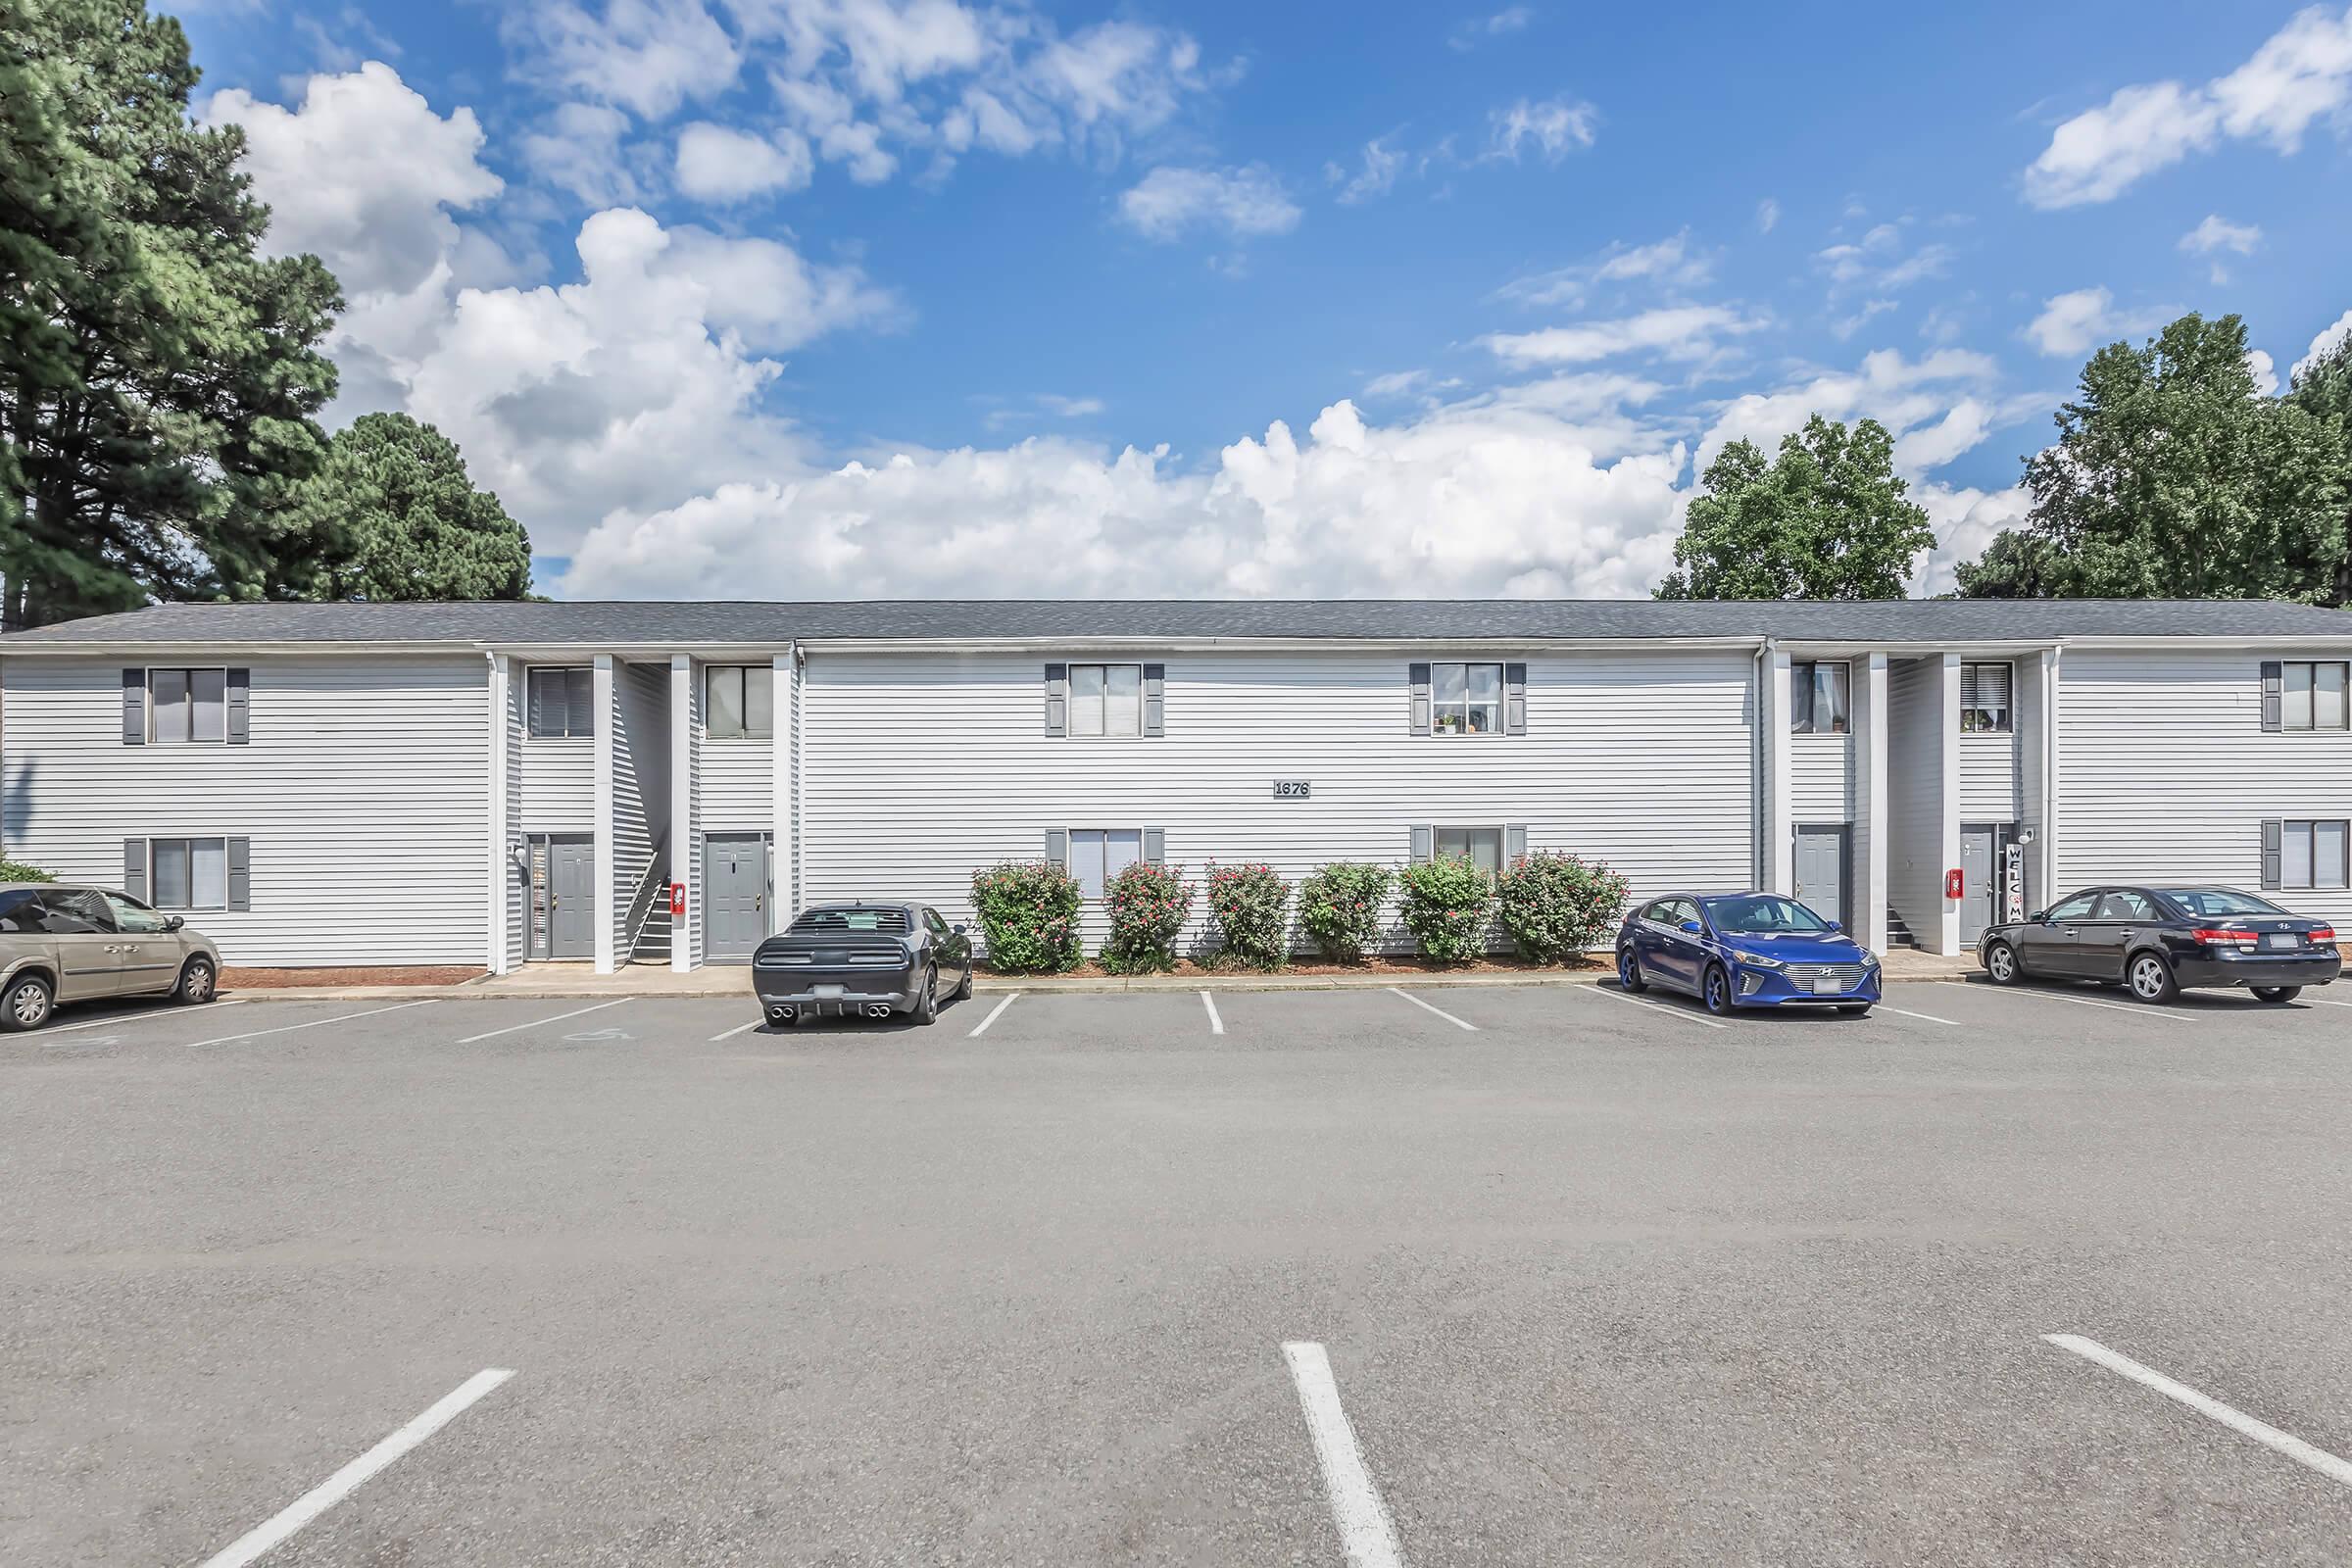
left=5, top=977, right=2352, bottom=1565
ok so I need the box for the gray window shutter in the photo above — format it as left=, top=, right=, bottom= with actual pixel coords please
left=1142, top=827, right=1164, bottom=864
left=225, top=668, right=250, bottom=744
left=123, top=839, right=148, bottom=901
left=2262, top=818, right=2283, bottom=889
left=122, top=669, right=146, bottom=745
left=227, top=837, right=250, bottom=911
left=1503, top=662, right=1527, bottom=736
left=2260, top=662, right=2282, bottom=732
left=1409, top=825, right=1432, bottom=864
left=1408, top=662, right=1431, bottom=735
left=1045, top=828, right=1067, bottom=869
left=1506, top=823, right=1528, bottom=863
left=1141, top=663, right=1164, bottom=737
left=1044, top=663, right=1067, bottom=736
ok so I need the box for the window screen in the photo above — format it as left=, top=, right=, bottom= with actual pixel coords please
left=149, top=838, right=229, bottom=910
left=1432, top=663, right=1504, bottom=735
left=1432, top=826, right=1503, bottom=873
left=1067, top=665, right=1142, bottom=738
left=145, top=668, right=228, bottom=743
left=1791, top=662, right=1850, bottom=734
left=1961, top=662, right=2012, bottom=733
left=1067, top=827, right=1142, bottom=898
left=2283, top=662, right=2350, bottom=731
left=707, top=665, right=773, bottom=738
left=527, top=667, right=595, bottom=738
left=2284, top=820, right=2351, bottom=890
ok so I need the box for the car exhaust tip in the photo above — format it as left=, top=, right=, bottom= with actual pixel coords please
left=865, top=1003, right=894, bottom=1019
left=768, top=1006, right=793, bottom=1023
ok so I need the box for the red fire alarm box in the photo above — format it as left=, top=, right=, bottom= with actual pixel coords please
left=669, top=882, right=686, bottom=917
left=1944, top=867, right=1964, bottom=900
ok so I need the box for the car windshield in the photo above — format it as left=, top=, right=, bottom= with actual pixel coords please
left=2158, top=888, right=2288, bottom=918
left=1703, top=895, right=1832, bottom=934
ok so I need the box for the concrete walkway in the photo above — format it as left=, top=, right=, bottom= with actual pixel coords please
left=224, top=947, right=1979, bottom=1003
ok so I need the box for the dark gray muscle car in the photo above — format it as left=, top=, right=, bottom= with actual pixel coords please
left=752, top=903, right=974, bottom=1026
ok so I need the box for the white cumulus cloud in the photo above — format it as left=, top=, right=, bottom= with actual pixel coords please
left=2023, top=4, right=2352, bottom=207
left=674, top=120, right=813, bottom=199
left=2295, top=307, right=2352, bottom=379
left=1117, top=165, right=1300, bottom=242
left=2024, top=286, right=2172, bottom=358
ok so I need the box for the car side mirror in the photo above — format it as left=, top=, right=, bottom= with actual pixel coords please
left=1824, top=919, right=1843, bottom=933
left=165, top=914, right=185, bottom=932
left=952, top=923, right=967, bottom=935
left=2027, top=909, right=2046, bottom=924
left=1680, top=919, right=1702, bottom=935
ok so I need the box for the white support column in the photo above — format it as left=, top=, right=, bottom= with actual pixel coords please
left=2036, top=647, right=2061, bottom=912
left=1762, top=645, right=1793, bottom=894
left=1936, top=652, right=1964, bottom=956
left=670, top=654, right=694, bottom=972
left=487, top=655, right=512, bottom=974
left=769, top=647, right=795, bottom=934
left=1859, top=652, right=1890, bottom=956
left=593, top=653, right=616, bottom=975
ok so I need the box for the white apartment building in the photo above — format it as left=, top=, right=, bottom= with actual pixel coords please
left=3, top=598, right=2348, bottom=971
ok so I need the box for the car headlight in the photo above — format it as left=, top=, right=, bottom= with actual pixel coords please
left=1737, top=950, right=1787, bottom=970
left=1861, top=951, right=1881, bottom=968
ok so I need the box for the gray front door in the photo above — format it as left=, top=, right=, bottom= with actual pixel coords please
left=547, top=836, right=596, bottom=959
left=1792, top=825, right=1847, bottom=929
left=704, top=834, right=768, bottom=962
left=1958, top=826, right=1998, bottom=946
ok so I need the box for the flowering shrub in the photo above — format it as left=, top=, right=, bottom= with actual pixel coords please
left=1496, top=851, right=1630, bottom=963
left=0, top=858, right=51, bottom=883
left=970, top=859, right=1083, bottom=973
left=1298, top=861, right=1393, bottom=962
left=1397, top=855, right=1495, bottom=962
left=1204, top=860, right=1292, bottom=969
left=1102, top=859, right=1194, bottom=973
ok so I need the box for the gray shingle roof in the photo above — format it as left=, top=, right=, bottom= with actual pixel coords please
left=8, top=597, right=2352, bottom=646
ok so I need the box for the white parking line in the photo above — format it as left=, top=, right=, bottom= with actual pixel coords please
left=198, top=1367, right=515, bottom=1568
left=1387, top=988, right=1477, bottom=1032
left=1200, top=990, right=1225, bottom=1036
left=456, top=998, right=629, bottom=1045
left=967, top=992, right=1019, bottom=1038
left=42, top=998, right=248, bottom=1035
left=1936, top=981, right=2188, bottom=1021
left=707, top=1016, right=764, bottom=1042
left=184, top=1000, right=435, bottom=1049
left=2044, top=1334, right=2352, bottom=1491
left=2295, top=993, right=2352, bottom=1008
left=1579, top=982, right=1728, bottom=1031
left=1281, top=1342, right=1407, bottom=1568
left=1872, top=1004, right=1963, bottom=1027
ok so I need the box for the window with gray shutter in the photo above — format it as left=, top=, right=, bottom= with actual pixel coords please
left=1409, top=824, right=1432, bottom=863
left=2262, top=818, right=2282, bottom=888
left=1506, top=823, right=1528, bottom=863
left=1142, top=827, right=1164, bottom=863
left=225, top=668, right=250, bottom=744
left=1044, top=664, right=1067, bottom=736
left=227, top=837, right=250, bottom=911
left=1045, top=827, right=1067, bottom=870
left=123, top=838, right=148, bottom=901
left=122, top=670, right=146, bottom=745
left=1408, top=663, right=1431, bottom=735
left=1504, top=663, right=1527, bottom=736
left=2277, top=662, right=2350, bottom=731
left=2261, top=662, right=2283, bottom=732
left=1142, top=664, right=1164, bottom=736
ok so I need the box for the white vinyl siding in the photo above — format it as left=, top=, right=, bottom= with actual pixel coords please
left=2058, top=650, right=2352, bottom=924
left=1, top=656, right=489, bottom=964
left=801, top=649, right=1755, bottom=954
left=1788, top=732, right=1851, bottom=821
left=700, top=672, right=774, bottom=833
left=518, top=662, right=595, bottom=831
left=1886, top=657, right=1947, bottom=942
left=1958, top=734, right=2020, bottom=821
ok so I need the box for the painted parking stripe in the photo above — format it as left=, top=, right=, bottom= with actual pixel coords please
left=198, top=1367, right=514, bottom=1568
left=707, top=1017, right=765, bottom=1042
left=1200, top=990, right=1225, bottom=1036
left=41, top=998, right=248, bottom=1035
left=1872, top=1003, right=1963, bottom=1027
left=1387, top=988, right=1478, bottom=1032
left=967, top=992, right=1019, bottom=1038
left=2044, top=1335, right=2352, bottom=1491
left=457, top=998, right=629, bottom=1045
left=1281, top=1342, right=1408, bottom=1568
left=1580, top=982, right=1728, bottom=1031
left=2294, top=993, right=2352, bottom=1008
left=1936, top=982, right=2189, bottom=1022
left=184, top=1000, right=434, bottom=1050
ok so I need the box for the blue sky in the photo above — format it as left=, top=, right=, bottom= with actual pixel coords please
left=175, top=0, right=2352, bottom=599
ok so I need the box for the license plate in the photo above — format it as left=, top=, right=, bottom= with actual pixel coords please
left=2265, top=933, right=2296, bottom=950
left=1810, top=976, right=1842, bottom=995
left=813, top=984, right=845, bottom=999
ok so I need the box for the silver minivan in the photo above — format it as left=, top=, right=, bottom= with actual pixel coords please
left=0, top=883, right=222, bottom=1030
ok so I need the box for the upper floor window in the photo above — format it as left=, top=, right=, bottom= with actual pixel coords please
left=1961, top=662, right=2011, bottom=734
left=149, top=667, right=226, bottom=743
left=1790, top=662, right=1849, bottom=735
left=526, top=666, right=594, bottom=739
left=1070, top=663, right=1143, bottom=737
left=2283, top=662, right=2350, bottom=732
left=707, top=664, right=773, bottom=739
left=1432, top=662, right=1503, bottom=736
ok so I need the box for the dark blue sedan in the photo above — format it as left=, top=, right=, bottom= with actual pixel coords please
left=1615, top=891, right=1883, bottom=1016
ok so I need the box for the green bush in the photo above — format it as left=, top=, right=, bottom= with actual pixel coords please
left=970, top=859, right=1083, bottom=973
left=1204, top=860, right=1292, bottom=969
left=1102, top=859, right=1193, bottom=973
left=0, top=858, right=51, bottom=883
left=1397, top=855, right=1495, bottom=962
left=1298, top=861, right=1393, bottom=962
left=1496, top=851, right=1630, bottom=963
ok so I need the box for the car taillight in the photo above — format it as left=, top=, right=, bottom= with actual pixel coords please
left=2312, top=927, right=2336, bottom=945
left=2189, top=928, right=2259, bottom=946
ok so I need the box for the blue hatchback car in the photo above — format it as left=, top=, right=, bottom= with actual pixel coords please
left=1615, top=891, right=1882, bottom=1016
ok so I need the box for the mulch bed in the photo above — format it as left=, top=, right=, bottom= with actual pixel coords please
left=220, top=965, right=487, bottom=989
left=979, top=955, right=1606, bottom=981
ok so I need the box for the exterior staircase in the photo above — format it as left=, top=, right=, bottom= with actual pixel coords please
left=1884, top=906, right=1920, bottom=950
left=630, top=903, right=672, bottom=965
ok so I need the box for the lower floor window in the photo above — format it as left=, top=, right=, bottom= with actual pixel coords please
left=2283, top=819, right=2350, bottom=891
left=152, top=837, right=228, bottom=910
left=1068, top=827, right=1142, bottom=900
left=1432, top=825, right=1503, bottom=873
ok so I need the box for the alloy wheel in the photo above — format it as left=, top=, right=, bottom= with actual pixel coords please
left=2131, top=956, right=2167, bottom=1001
left=1986, top=944, right=2016, bottom=984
